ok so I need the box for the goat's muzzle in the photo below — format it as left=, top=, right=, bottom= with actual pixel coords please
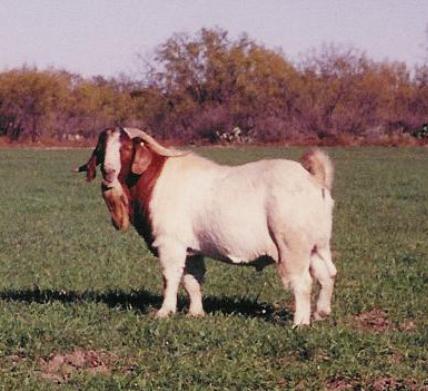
left=101, top=183, right=130, bottom=231
left=101, top=166, right=117, bottom=184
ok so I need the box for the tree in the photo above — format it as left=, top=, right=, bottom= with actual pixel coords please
left=134, top=28, right=301, bottom=141
left=0, top=68, right=75, bottom=140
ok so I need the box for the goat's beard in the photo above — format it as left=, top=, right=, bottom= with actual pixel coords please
left=101, top=183, right=130, bottom=231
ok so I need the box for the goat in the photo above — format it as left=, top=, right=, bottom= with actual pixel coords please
left=78, top=127, right=336, bottom=325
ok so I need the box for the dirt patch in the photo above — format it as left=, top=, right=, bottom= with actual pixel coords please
left=326, top=377, right=424, bottom=390
left=326, top=377, right=355, bottom=390
left=354, top=309, right=419, bottom=334
left=371, top=377, right=421, bottom=390
left=355, top=308, right=391, bottom=332
left=398, top=320, right=417, bottom=332
left=39, top=349, right=118, bottom=383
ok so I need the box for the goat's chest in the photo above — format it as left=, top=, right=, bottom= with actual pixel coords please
left=129, top=198, right=158, bottom=254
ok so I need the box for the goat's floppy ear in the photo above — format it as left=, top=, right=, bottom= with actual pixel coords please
left=131, top=138, right=152, bottom=175
left=76, top=153, right=98, bottom=182
left=76, top=130, right=108, bottom=182
left=85, top=155, right=98, bottom=182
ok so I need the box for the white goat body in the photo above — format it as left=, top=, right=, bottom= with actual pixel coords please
left=79, top=127, right=336, bottom=325
left=151, top=153, right=332, bottom=265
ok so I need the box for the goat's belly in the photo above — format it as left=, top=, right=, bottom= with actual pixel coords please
left=196, top=225, right=278, bottom=265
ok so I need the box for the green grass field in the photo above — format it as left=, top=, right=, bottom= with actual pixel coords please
left=0, top=147, right=427, bottom=390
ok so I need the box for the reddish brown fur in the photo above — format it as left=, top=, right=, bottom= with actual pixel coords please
left=102, top=184, right=130, bottom=231
left=119, top=134, right=167, bottom=252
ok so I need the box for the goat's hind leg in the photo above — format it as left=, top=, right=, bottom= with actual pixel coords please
left=182, top=255, right=206, bottom=317
left=275, top=235, right=313, bottom=326
left=310, top=246, right=336, bottom=321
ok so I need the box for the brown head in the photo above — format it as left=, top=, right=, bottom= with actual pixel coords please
left=77, top=126, right=186, bottom=232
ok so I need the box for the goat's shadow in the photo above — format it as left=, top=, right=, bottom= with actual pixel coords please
left=0, top=288, right=291, bottom=324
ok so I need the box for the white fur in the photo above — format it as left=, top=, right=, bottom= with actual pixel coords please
left=148, top=152, right=335, bottom=325
left=103, top=129, right=122, bottom=187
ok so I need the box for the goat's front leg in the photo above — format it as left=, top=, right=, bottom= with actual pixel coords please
left=156, top=242, right=187, bottom=318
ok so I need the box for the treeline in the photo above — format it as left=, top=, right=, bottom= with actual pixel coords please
left=1, top=28, right=427, bottom=144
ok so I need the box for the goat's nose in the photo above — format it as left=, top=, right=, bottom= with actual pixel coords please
left=102, top=166, right=117, bottom=181
left=106, top=167, right=116, bottom=175
left=102, top=164, right=115, bottom=174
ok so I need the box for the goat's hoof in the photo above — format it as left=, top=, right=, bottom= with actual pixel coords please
left=292, top=322, right=310, bottom=329
left=292, top=317, right=311, bottom=328
left=155, top=308, right=174, bottom=318
left=188, top=310, right=206, bottom=318
left=313, top=309, right=331, bottom=321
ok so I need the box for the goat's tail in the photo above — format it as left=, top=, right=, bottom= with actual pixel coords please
left=300, top=149, right=334, bottom=191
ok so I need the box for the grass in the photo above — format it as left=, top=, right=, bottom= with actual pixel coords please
left=0, top=146, right=427, bottom=390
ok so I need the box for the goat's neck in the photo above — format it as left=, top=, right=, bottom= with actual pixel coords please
left=125, top=154, right=168, bottom=251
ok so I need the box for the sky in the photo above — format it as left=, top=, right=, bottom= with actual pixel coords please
left=1, top=0, right=427, bottom=78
